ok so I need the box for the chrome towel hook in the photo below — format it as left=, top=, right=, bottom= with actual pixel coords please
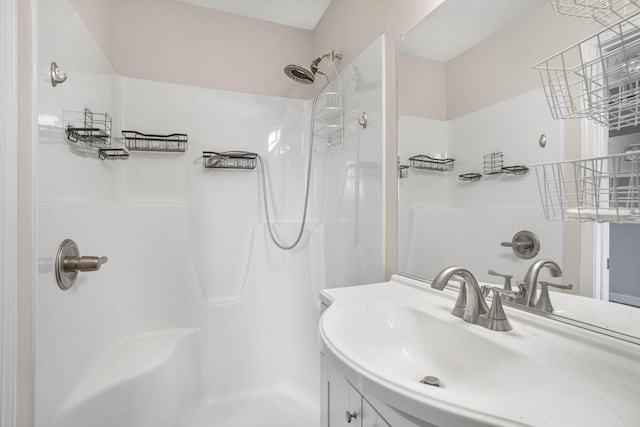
left=358, top=112, right=368, bottom=129
left=50, top=61, right=67, bottom=87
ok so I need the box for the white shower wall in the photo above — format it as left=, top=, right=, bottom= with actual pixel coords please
left=398, top=89, right=564, bottom=283
left=34, top=0, right=384, bottom=425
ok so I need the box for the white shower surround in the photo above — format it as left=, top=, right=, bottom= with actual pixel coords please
left=398, top=89, right=565, bottom=284
left=34, top=0, right=384, bottom=425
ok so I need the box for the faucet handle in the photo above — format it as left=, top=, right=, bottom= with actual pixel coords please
left=535, top=281, right=573, bottom=313
left=481, top=284, right=525, bottom=301
left=450, top=277, right=467, bottom=319
left=488, top=270, right=514, bottom=290
left=479, top=285, right=524, bottom=331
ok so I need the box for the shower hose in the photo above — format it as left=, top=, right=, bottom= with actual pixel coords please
left=258, top=72, right=332, bottom=250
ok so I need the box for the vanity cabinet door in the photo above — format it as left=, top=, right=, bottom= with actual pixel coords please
left=362, top=399, right=391, bottom=427
left=328, top=366, right=362, bottom=426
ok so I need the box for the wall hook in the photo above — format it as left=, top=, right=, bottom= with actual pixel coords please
left=358, top=112, right=368, bottom=129
left=50, top=61, right=67, bottom=87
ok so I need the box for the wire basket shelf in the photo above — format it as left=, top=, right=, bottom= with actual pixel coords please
left=533, top=150, right=640, bottom=223
left=550, top=0, right=640, bottom=26
left=98, top=148, right=129, bottom=160
left=122, top=131, right=188, bottom=152
left=65, top=109, right=112, bottom=147
left=409, top=155, right=455, bottom=172
left=484, top=152, right=505, bottom=175
left=502, top=165, right=530, bottom=176
left=203, top=151, right=257, bottom=170
left=459, top=172, right=482, bottom=182
left=534, top=11, right=640, bottom=129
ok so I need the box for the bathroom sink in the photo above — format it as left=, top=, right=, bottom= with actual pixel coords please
left=319, top=275, right=640, bottom=427
left=324, top=301, right=534, bottom=394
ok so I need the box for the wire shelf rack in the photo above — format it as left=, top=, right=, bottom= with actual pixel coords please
left=534, top=11, right=640, bottom=129
left=122, top=131, right=188, bottom=152
left=98, top=148, right=129, bottom=160
left=484, top=152, right=504, bottom=175
left=502, top=165, right=530, bottom=176
left=550, top=0, right=640, bottom=26
left=409, top=155, right=455, bottom=172
left=533, top=150, right=640, bottom=223
left=203, top=151, right=257, bottom=169
left=459, top=172, right=482, bottom=182
left=65, top=109, right=111, bottom=147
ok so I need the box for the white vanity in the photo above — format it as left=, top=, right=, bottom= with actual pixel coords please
left=319, top=275, right=640, bottom=427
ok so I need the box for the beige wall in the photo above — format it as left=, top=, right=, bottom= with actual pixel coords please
left=397, top=54, right=446, bottom=120
left=70, top=0, right=114, bottom=64
left=312, top=0, right=385, bottom=75
left=113, top=0, right=315, bottom=98
left=446, top=3, right=594, bottom=119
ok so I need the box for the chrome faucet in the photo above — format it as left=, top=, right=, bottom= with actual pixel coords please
left=517, top=259, right=562, bottom=307
left=431, top=266, right=489, bottom=324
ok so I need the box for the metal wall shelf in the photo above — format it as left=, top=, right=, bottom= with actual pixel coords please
left=409, top=155, right=455, bottom=172
left=533, top=150, right=640, bottom=223
left=534, top=11, right=640, bottom=130
left=550, top=0, right=640, bottom=26
left=122, top=131, right=188, bottom=152
left=65, top=109, right=111, bottom=147
left=203, top=151, right=257, bottom=170
left=98, top=148, right=129, bottom=160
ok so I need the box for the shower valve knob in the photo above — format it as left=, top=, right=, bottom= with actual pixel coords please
left=55, top=239, right=108, bottom=290
left=63, top=255, right=108, bottom=272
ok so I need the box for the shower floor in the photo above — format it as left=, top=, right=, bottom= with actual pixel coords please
left=183, top=390, right=319, bottom=427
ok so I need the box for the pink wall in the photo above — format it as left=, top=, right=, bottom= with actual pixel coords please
left=446, top=3, right=594, bottom=119
left=397, top=54, right=446, bottom=120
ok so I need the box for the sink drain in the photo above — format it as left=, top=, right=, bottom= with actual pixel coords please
left=420, top=376, right=441, bottom=387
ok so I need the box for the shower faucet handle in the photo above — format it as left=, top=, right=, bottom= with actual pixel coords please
left=55, top=239, right=109, bottom=290
left=63, top=255, right=108, bottom=272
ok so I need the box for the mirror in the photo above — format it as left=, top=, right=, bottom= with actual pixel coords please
left=397, top=0, right=640, bottom=338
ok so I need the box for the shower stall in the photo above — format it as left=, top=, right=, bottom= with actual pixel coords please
left=32, top=1, right=384, bottom=426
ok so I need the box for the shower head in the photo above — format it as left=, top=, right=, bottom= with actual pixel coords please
left=284, top=50, right=341, bottom=85
left=284, top=64, right=316, bottom=84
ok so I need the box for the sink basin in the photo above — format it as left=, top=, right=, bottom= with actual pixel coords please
left=319, top=275, right=640, bottom=427
left=324, top=301, right=535, bottom=393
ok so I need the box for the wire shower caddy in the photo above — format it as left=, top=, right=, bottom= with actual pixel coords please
left=409, top=155, right=455, bottom=172
left=122, top=131, right=188, bottom=152
left=550, top=0, right=640, bottom=26
left=65, top=109, right=112, bottom=147
left=202, top=151, right=257, bottom=169
left=533, top=150, right=640, bottom=223
left=534, top=11, right=640, bottom=129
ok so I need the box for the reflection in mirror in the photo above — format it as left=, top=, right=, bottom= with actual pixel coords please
left=396, top=0, right=640, bottom=338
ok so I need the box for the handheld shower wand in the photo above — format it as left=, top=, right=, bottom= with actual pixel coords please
left=259, top=51, right=342, bottom=250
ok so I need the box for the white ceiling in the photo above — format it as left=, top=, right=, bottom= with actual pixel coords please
left=177, top=0, right=332, bottom=30
left=398, top=0, right=547, bottom=62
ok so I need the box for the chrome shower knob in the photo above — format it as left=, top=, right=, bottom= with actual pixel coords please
left=55, top=239, right=108, bottom=290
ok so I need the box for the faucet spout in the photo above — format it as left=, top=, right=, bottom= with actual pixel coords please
left=432, top=266, right=489, bottom=324
left=521, top=259, right=562, bottom=307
